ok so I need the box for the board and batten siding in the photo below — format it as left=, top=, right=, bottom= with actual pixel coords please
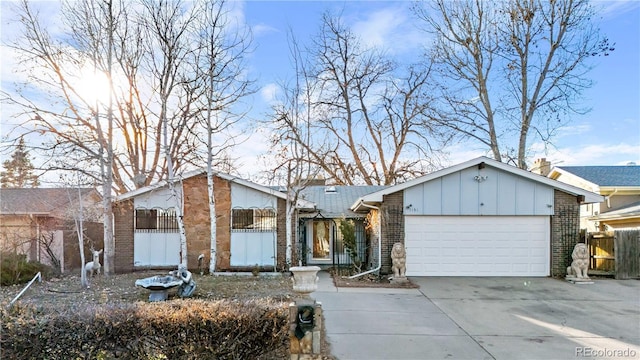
left=403, top=166, right=555, bottom=216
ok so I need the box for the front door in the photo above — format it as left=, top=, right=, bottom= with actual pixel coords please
left=309, top=220, right=332, bottom=263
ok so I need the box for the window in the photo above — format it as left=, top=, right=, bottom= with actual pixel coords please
left=232, top=208, right=276, bottom=232
left=135, top=208, right=178, bottom=232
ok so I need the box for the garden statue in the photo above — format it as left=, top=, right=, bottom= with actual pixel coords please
left=391, top=242, right=407, bottom=280
left=170, top=264, right=196, bottom=298
left=566, top=243, right=590, bottom=280
left=84, top=248, right=103, bottom=277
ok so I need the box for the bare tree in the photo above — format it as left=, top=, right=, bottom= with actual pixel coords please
left=2, top=0, right=209, bottom=194
left=272, top=12, right=446, bottom=186
left=189, top=0, right=254, bottom=272
left=414, top=0, right=613, bottom=168
left=139, top=0, right=199, bottom=267
left=268, top=28, right=321, bottom=266
left=4, top=0, right=251, bottom=269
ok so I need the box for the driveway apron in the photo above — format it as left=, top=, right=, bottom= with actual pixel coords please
left=312, top=272, right=640, bottom=360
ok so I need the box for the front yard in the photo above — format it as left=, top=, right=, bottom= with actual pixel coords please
left=0, top=271, right=334, bottom=359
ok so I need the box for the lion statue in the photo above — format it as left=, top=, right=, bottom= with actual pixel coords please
left=391, top=242, right=407, bottom=278
left=566, top=243, right=589, bottom=279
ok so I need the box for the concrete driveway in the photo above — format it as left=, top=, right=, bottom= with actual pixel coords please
left=312, top=273, right=640, bottom=360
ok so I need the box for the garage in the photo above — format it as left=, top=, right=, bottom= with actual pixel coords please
left=351, top=157, right=604, bottom=277
left=405, top=215, right=550, bottom=276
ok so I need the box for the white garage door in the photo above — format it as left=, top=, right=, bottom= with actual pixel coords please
left=405, top=216, right=550, bottom=276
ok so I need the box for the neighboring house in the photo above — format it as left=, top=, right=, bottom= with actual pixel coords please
left=113, top=170, right=314, bottom=273
left=0, top=188, right=103, bottom=273
left=546, top=162, right=640, bottom=231
left=349, top=157, right=603, bottom=277
left=296, top=185, right=386, bottom=268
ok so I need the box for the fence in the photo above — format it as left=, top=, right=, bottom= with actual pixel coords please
left=297, top=218, right=367, bottom=271
left=614, top=230, right=640, bottom=279
left=587, top=230, right=640, bottom=279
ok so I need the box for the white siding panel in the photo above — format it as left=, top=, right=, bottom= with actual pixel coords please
left=459, top=168, right=479, bottom=215
left=497, top=174, right=518, bottom=215
left=441, top=173, right=461, bottom=214
left=534, top=184, right=554, bottom=215
left=231, top=183, right=277, bottom=209
left=134, top=186, right=182, bottom=210
left=230, top=232, right=275, bottom=266
left=404, top=185, right=426, bottom=215
left=134, top=232, right=180, bottom=267
left=516, top=180, right=536, bottom=214
left=404, top=216, right=549, bottom=276
left=423, top=179, right=442, bottom=214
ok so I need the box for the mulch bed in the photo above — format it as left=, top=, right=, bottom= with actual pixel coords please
left=331, top=271, right=419, bottom=289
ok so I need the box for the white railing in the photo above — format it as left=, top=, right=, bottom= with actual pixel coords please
left=8, top=272, right=42, bottom=307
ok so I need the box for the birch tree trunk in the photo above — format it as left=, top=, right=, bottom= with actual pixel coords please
left=70, top=188, right=88, bottom=288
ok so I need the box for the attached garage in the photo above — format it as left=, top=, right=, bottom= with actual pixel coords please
left=405, top=215, right=549, bottom=276
left=351, top=156, right=604, bottom=277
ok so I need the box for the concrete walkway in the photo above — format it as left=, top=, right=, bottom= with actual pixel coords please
left=311, top=272, right=640, bottom=360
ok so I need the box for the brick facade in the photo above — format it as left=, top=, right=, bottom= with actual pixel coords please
left=551, top=190, right=581, bottom=277
left=112, top=174, right=289, bottom=273
left=213, top=175, right=232, bottom=271
left=380, top=191, right=404, bottom=274
left=113, top=199, right=134, bottom=273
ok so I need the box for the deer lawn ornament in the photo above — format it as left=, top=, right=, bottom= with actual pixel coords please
left=85, top=249, right=103, bottom=277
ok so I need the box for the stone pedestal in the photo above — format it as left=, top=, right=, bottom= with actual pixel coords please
left=289, top=301, right=323, bottom=360
left=289, top=266, right=323, bottom=359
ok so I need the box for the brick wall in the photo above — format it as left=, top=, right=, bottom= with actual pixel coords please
left=380, top=191, right=404, bottom=274
left=113, top=199, right=134, bottom=273
left=214, top=176, right=232, bottom=271
left=183, top=174, right=211, bottom=270
left=551, top=190, right=581, bottom=277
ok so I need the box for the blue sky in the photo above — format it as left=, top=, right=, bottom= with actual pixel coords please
left=237, top=0, right=640, bottom=171
left=1, top=0, right=639, bottom=183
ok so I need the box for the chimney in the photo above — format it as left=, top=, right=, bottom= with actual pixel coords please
left=531, top=158, right=551, bottom=176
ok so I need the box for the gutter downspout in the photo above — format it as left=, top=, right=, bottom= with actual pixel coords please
left=605, top=188, right=618, bottom=208
left=349, top=201, right=381, bottom=279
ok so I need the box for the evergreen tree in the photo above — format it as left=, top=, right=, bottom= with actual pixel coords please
left=1, top=138, right=40, bottom=188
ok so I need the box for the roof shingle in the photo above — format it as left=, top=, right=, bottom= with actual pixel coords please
left=556, top=166, right=640, bottom=187
left=0, top=188, right=97, bottom=215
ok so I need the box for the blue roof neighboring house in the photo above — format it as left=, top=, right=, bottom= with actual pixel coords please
left=554, top=165, right=640, bottom=187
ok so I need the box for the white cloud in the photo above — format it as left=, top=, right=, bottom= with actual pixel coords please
left=596, top=0, right=640, bottom=19
left=252, top=23, right=278, bottom=37
left=555, top=123, right=592, bottom=138
left=350, top=5, right=426, bottom=56
left=530, top=142, right=640, bottom=166
left=260, top=83, right=279, bottom=104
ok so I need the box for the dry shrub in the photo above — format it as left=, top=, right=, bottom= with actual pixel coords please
left=1, top=298, right=289, bottom=359
left=0, top=252, right=53, bottom=286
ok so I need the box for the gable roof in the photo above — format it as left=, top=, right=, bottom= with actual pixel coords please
left=115, top=169, right=314, bottom=208
left=551, top=165, right=640, bottom=187
left=351, top=157, right=603, bottom=210
left=589, top=201, right=640, bottom=222
left=298, top=185, right=387, bottom=218
left=0, top=188, right=99, bottom=215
